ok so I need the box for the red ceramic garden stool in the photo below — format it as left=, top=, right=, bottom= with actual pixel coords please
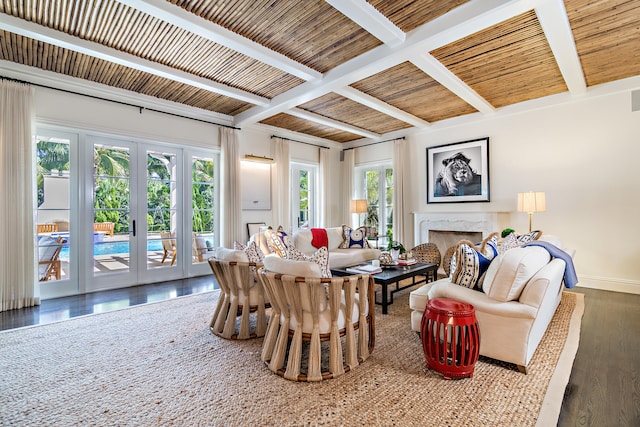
left=420, top=297, right=480, bottom=379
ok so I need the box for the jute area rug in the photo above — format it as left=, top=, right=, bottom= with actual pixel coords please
left=0, top=289, right=584, bottom=426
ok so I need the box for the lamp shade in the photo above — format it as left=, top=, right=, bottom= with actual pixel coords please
left=350, top=199, right=368, bottom=214
left=517, top=191, right=546, bottom=213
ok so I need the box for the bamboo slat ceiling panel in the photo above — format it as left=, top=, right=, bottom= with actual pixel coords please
left=0, top=0, right=303, bottom=99
left=351, top=62, right=477, bottom=123
left=565, top=0, right=640, bottom=87
left=169, top=0, right=382, bottom=73
left=431, top=11, right=567, bottom=109
left=298, top=93, right=411, bottom=135
left=260, top=113, right=362, bottom=143
left=367, top=0, right=470, bottom=33
left=0, top=31, right=252, bottom=115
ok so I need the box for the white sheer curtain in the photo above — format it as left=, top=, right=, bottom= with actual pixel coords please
left=341, top=149, right=355, bottom=224
left=393, top=138, right=407, bottom=245
left=219, top=127, right=242, bottom=247
left=318, top=147, right=329, bottom=227
left=1, top=80, right=37, bottom=311
left=272, top=137, right=290, bottom=231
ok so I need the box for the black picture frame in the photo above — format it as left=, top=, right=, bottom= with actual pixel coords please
left=426, top=137, right=490, bottom=203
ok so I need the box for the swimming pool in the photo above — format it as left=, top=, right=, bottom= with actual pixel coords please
left=59, top=240, right=163, bottom=260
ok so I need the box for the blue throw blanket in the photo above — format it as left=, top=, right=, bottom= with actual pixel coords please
left=524, top=241, right=578, bottom=288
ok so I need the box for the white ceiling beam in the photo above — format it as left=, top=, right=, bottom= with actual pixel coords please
left=288, top=108, right=381, bottom=139
left=535, top=0, right=587, bottom=94
left=116, top=0, right=322, bottom=81
left=0, top=14, right=270, bottom=106
left=411, top=53, right=496, bottom=114
left=235, top=0, right=528, bottom=126
left=334, top=86, right=431, bottom=128
left=325, top=0, right=405, bottom=46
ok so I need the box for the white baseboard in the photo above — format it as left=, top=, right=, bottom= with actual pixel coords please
left=576, top=275, right=640, bottom=295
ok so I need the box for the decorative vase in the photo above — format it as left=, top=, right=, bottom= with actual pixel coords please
left=391, top=248, right=400, bottom=261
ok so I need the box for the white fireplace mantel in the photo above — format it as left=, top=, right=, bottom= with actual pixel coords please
left=412, top=212, right=503, bottom=244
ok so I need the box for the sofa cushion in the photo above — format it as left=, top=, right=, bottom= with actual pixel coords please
left=292, top=227, right=345, bottom=254
left=451, top=243, right=484, bottom=289
left=500, top=230, right=542, bottom=254
left=339, top=225, right=370, bottom=249
left=482, top=246, right=550, bottom=302
left=286, top=246, right=331, bottom=278
left=214, top=247, right=250, bottom=263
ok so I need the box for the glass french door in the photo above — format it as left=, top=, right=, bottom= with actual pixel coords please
left=89, top=138, right=184, bottom=291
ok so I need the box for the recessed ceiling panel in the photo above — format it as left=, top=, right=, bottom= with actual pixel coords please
left=298, top=93, right=411, bottom=135
left=0, top=31, right=253, bottom=115
left=260, top=113, right=363, bottom=143
left=0, top=0, right=303, bottom=99
left=351, top=62, right=477, bottom=123
left=431, top=11, right=567, bottom=108
left=367, top=0, right=470, bottom=32
left=170, top=0, right=382, bottom=73
left=565, top=0, right=640, bottom=87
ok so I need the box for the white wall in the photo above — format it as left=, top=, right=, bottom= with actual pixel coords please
left=402, top=89, right=640, bottom=294
left=33, top=83, right=640, bottom=294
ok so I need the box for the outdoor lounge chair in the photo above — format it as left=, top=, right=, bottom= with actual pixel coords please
left=38, top=236, right=66, bottom=281
left=160, top=232, right=176, bottom=265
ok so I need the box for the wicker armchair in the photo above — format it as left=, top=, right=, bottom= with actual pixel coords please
left=258, top=269, right=375, bottom=382
left=441, top=245, right=457, bottom=278
left=208, top=258, right=269, bottom=340
left=410, top=243, right=441, bottom=281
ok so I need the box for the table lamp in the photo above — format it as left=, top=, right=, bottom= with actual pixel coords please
left=517, top=191, right=546, bottom=232
left=350, top=199, right=367, bottom=227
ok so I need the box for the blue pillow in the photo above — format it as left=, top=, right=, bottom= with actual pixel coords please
left=339, top=225, right=370, bottom=249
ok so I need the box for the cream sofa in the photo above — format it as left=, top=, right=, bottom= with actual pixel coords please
left=291, top=227, right=381, bottom=269
left=409, top=238, right=574, bottom=373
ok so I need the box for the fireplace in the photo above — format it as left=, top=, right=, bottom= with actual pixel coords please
left=413, top=211, right=504, bottom=273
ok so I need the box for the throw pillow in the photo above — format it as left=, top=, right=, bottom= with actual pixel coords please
left=499, top=230, right=542, bottom=254
left=451, top=243, right=493, bottom=289
left=338, top=225, right=370, bottom=249
left=264, top=226, right=290, bottom=257
left=233, top=240, right=265, bottom=264
left=286, top=246, right=331, bottom=278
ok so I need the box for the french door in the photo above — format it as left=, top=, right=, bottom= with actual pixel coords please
left=89, top=137, right=185, bottom=291
left=36, top=128, right=218, bottom=299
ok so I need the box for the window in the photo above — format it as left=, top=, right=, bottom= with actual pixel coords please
left=357, top=165, right=393, bottom=242
left=291, top=163, right=317, bottom=230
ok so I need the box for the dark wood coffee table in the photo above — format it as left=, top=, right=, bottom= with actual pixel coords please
left=332, top=262, right=438, bottom=314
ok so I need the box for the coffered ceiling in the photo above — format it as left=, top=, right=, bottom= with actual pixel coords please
left=0, top=0, right=638, bottom=144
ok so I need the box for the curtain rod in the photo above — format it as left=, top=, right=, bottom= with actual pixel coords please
left=341, top=136, right=406, bottom=152
left=1, top=76, right=240, bottom=130
left=270, top=135, right=329, bottom=149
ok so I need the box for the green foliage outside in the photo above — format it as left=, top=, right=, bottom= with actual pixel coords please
left=36, top=141, right=215, bottom=236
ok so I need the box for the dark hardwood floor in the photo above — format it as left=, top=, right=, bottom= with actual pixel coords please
left=1, top=282, right=638, bottom=425
left=0, top=275, right=217, bottom=331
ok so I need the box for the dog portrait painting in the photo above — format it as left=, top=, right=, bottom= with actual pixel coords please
left=427, top=138, right=490, bottom=203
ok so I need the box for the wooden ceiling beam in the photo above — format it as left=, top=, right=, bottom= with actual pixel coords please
left=288, top=108, right=381, bottom=139
left=535, top=0, right=587, bottom=94
left=334, top=86, right=431, bottom=128
left=325, top=0, right=405, bottom=46
left=115, top=0, right=322, bottom=82
left=0, top=14, right=269, bottom=106
left=410, top=53, right=496, bottom=114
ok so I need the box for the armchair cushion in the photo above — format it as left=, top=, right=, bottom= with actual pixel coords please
left=286, top=246, right=331, bottom=278
left=482, top=246, right=550, bottom=302
left=214, top=247, right=250, bottom=263
left=234, top=240, right=265, bottom=263
left=263, top=254, right=322, bottom=278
